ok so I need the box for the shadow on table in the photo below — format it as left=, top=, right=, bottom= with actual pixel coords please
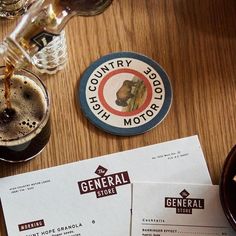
left=0, top=161, right=28, bottom=178
left=171, top=0, right=236, bottom=38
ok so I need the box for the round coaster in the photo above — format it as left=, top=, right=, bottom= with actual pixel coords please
left=78, top=51, right=172, bottom=136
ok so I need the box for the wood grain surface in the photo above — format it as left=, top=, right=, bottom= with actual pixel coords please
left=0, top=0, right=236, bottom=235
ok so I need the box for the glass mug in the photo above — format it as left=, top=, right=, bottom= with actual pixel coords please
left=220, top=145, right=236, bottom=231
left=0, top=67, right=50, bottom=162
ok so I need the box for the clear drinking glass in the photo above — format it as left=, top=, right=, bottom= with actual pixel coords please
left=0, top=0, right=113, bottom=70
left=33, top=30, right=68, bottom=74
left=0, top=67, right=51, bottom=162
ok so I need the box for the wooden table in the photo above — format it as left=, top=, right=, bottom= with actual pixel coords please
left=0, top=0, right=235, bottom=235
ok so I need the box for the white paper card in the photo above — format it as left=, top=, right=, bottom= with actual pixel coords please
left=0, top=136, right=211, bottom=236
left=131, top=183, right=234, bottom=235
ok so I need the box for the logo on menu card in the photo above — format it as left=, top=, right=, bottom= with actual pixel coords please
left=78, top=165, right=130, bottom=198
left=165, top=189, right=205, bottom=214
left=18, top=219, right=45, bottom=231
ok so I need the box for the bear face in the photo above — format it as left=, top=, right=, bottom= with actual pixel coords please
left=115, top=80, right=137, bottom=107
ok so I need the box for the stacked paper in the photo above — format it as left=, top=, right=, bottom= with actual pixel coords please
left=0, top=136, right=224, bottom=236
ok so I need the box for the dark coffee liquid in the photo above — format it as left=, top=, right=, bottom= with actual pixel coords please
left=3, top=64, right=14, bottom=109
left=0, top=73, right=50, bottom=162
left=0, top=119, right=50, bottom=162
left=0, top=108, right=16, bottom=123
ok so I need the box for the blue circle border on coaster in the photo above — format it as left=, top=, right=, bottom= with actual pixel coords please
left=78, top=51, right=173, bottom=136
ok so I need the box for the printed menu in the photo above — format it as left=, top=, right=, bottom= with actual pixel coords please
left=131, top=183, right=234, bottom=235
left=0, top=136, right=211, bottom=236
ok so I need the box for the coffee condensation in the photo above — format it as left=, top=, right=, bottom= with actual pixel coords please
left=0, top=70, right=50, bottom=162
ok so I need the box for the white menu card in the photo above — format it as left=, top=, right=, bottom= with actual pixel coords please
left=0, top=136, right=211, bottom=236
left=131, top=183, right=234, bottom=235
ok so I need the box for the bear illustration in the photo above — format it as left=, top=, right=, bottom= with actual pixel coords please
left=115, top=80, right=137, bottom=107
